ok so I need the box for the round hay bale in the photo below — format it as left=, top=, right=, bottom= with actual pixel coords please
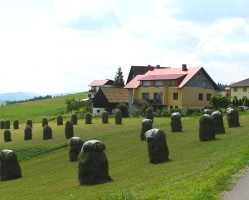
left=102, top=111, right=109, bottom=124
left=43, top=125, right=52, bottom=140
left=24, top=125, right=32, bottom=140
left=71, top=113, right=78, bottom=125
left=226, top=108, right=240, bottom=128
left=69, top=137, right=84, bottom=162
left=4, top=120, right=10, bottom=129
left=85, top=112, right=92, bottom=124
left=115, top=109, right=122, bottom=125
left=78, top=140, right=111, bottom=185
left=212, top=111, right=225, bottom=134
left=144, top=129, right=169, bottom=164
left=199, top=114, right=216, bottom=141
left=170, top=112, right=182, bottom=132
left=57, top=114, right=63, bottom=126
left=65, top=121, right=74, bottom=139
left=13, top=120, right=19, bottom=129
left=4, top=129, right=11, bottom=142
left=140, top=119, right=153, bottom=140
left=0, top=149, right=22, bottom=181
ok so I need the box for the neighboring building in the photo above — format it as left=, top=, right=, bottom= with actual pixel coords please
left=124, top=64, right=219, bottom=113
left=229, top=78, right=249, bottom=101
left=92, top=87, right=128, bottom=116
left=88, top=79, right=114, bottom=100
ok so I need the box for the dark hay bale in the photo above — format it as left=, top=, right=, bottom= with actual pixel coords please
left=4, top=129, right=11, bottom=142
left=115, top=109, right=122, bottom=125
left=42, top=118, right=48, bottom=127
left=78, top=140, right=111, bottom=185
left=26, top=119, right=32, bottom=128
left=69, top=137, right=84, bottom=162
left=0, top=150, right=22, bottom=181
left=4, top=120, right=10, bottom=129
left=85, top=112, right=92, bottom=124
left=102, top=111, right=109, bottom=124
left=170, top=112, right=182, bottom=132
left=13, top=120, right=19, bottom=129
left=144, top=129, right=169, bottom=164
left=65, top=121, right=74, bottom=139
left=0, top=121, right=4, bottom=129
left=57, top=114, right=63, bottom=126
left=145, top=108, right=154, bottom=122
left=199, top=114, right=216, bottom=141
left=24, top=125, right=32, bottom=140
left=203, top=109, right=212, bottom=115
left=227, top=108, right=240, bottom=128
left=71, top=113, right=78, bottom=125
left=43, top=125, right=52, bottom=140
left=212, top=111, right=225, bottom=134
left=140, top=119, right=153, bottom=141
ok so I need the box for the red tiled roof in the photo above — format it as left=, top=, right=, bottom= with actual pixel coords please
left=124, top=75, right=144, bottom=89
left=139, top=74, right=186, bottom=81
left=88, top=79, right=112, bottom=86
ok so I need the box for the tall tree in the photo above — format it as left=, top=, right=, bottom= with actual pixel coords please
left=113, top=67, right=125, bottom=88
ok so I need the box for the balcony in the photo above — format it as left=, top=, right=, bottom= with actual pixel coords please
left=88, top=89, right=96, bottom=93
left=134, top=99, right=163, bottom=105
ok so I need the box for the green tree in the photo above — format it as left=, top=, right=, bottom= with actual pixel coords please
left=209, top=94, right=230, bottom=109
left=113, top=67, right=125, bottom=88
left=65, top=98, right=86, bottom=113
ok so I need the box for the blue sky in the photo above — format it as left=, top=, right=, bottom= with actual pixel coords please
left=0, top=0, right=249, bottom=95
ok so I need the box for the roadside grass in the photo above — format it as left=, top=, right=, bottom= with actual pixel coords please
left=0, top=114, right=249, bottom=199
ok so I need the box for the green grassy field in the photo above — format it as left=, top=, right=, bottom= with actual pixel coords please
left=0, top=96, right=249, bottom=199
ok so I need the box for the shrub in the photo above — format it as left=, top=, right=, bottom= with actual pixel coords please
left=4, top=130, right=11, bottom=142
left=65, top=121, right=74, bottom=139
left=85, top=112, right=92, bottom=124
left=227, top=108, right=240, bottom=128
left=115, top=109, right=122, bottom=125
left=212, top=111, right=225, bottom=134
left=0, top=121, right=4, bottom=129
left=140, top=119, right=152, bottom=141
left=69, top=137, right=84, bottom=162
left=144, top=129, right=169, bottom=164
left=42, top=118, right=48, bottom=127
left=24, top=125, right=32, bottom=140
left=43, top=125, right=52, bottom=140
left=26, top=119, right=32, bottom=128
left=117, top=103, right=129, bottom=118
left=13, top=120, right=19, bottom=129
left=199, top=114, right=216, bottom=141
left=4, top=120, right=10, bottom=129
left=78, top=140, right=111, bottom=185
left=57, top=114, right=63, bottom=126
left=102, top=111, right=109, bottom=124
left=71, top=113, right=78, bottom=125
left=170, top=112, right=182, bottom=132
left=0, top=150, right=22, bottom=181
left=145, top=108, right=154, bottom=122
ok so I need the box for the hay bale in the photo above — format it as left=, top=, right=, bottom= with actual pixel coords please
left=212, top=111, right=225, bottom=134
left=4, top=129, right=11, bottom=142
left=71, top=113, right=78, bottom=125
left=43, top=125, right=52, bottom=140
left=57, top=114, right=63, bottom=126
left=140, top=119, right=153, bottom=141
left=42, top=118, right=48, bottom=127
left=102, top=111, right=109, bottom=124
left=203, top=109, right=212, bottom=115
left=4, top=120, right=10, bottom=129
left=69, top=137, right=84, bottom=162
left=85, top=112, right=92, bottom=124
left=199, top=114, right=216, bottom=141
left=78, top=140, right=111, bottom=185
left=144, top=129, right=169, bottom=164
left=115, top=109, right=122, bottom=125
left=26, top=119, right=32, bottom=128
left=13, top=120, right=19, bottom=129
left=0, top=121, right=4, bottom=129
left=170, top=112, right=182, bottom=132
left=0, top=150, right=22, bottom=181
left=227, top=108, right=240, bottom=128
left=24, top=125, right=32, bottom=140
left=145, top=108, right=154, bottom=122
left=65, top=121, right=74, bottom=139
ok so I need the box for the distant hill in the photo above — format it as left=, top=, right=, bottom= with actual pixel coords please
left=0, top=91, right=40, bottom=101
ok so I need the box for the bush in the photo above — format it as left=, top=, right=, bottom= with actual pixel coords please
left=42, top=118, right=48, bottom=127
left=0, top=121, right=4, bottom=129
left=4, top=120, right=10, bottom=129
left=115, top=109, right=122, bottom=125
left=102, top=111, right=109, bottom=124
left=0, top=150, right=22, bottom=181
left=69, top=137, right=84, bottom=162
left=140, top=119, right=152, bottom=141
left=85, top=112, right=92, bottom=124
left=199, top=114, right=216, bottom=141
left=57, top=114, right=63, bottom=126
left=4, top=129, right=11, bottom=142
left=65, top=121, right=74, bottom=139
left=145, top=108, right=154, bottom=122
left=144, top=129, right=169, bottom=164
left=170, top=112, right=182, bottom=132
left=117, top=103, right=129, bottom=118
left=78, top=140, right=111, bottom=185
left=43, top=125, right=52, bottom=140
left=212, top=111, right=225, bottom=134
left=227, top=108, right=240, bottom=128
left=13, top=120, right=19, bottom=129
left=71, top=113, right=78, bottom=125
left=26, top=119, right=32, bottom=128
left=24, top=125, right=32, bottom=140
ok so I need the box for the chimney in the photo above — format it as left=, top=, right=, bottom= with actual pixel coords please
left=182, top=64, right=187, bottom=71
left=156, top=65, right=160, bottom=68
left=148, top=65, right=154, bottom=71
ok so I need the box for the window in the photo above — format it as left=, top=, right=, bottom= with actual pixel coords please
left=173, top=92, right=178, bottom=100
left=170, top=80, right=176, bottom=86
left=142, top=93, right=149, bottom=100
left=243, top=87, right=247, bottom=92
left=155, top=80, right=162, bottom=86
left=143, top=81, right=150, bottom=86
left=154, top=93, right=160, bottom=100
left=207, top=94, right=211, bottom=101
left=199, top=93, right=203, bottom=101
left=234, top=87, right=238, bottom=92
left=203, top=81, right=207, bottom=88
